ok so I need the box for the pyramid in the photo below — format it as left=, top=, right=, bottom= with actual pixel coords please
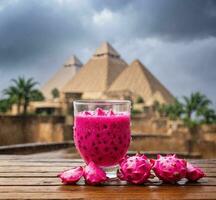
left=63, top=42, right=128, bottom=98
left=41, top=55, right=82, bottom=99
left=64, top=55, right=82, bottom=67
left=94, top=42, right=120, bottom=57
left=108, top=59, right=174, bottom=105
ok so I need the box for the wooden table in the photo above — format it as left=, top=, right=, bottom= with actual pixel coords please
left=0, top=156, right=216, bottom=199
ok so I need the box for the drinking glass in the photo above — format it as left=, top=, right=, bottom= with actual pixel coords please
left=73, top=100, right=131, bottom=168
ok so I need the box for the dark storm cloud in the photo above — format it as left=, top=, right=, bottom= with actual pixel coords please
left=141, top=0, right=216, bottom=40
left=0, top=0, right=92, bottom=66
left=0, top=0, right=216, bottom=68
left=93, top=0, right=216, bottom=40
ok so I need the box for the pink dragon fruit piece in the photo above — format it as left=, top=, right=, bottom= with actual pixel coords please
left=83, top=111, right=91, bottom=115
left=107, top=109, right=115, bottom=116
left=95, top=108, right=106, bottom=116
left=84, top=161, right=108, bottom=185
left=186, top=162, right=205, bottom=182
left=57, top=166, right=84, bottom=184
left=117, top=153, right=153, bottom=184
left=152, top=154, right=187, bottom=183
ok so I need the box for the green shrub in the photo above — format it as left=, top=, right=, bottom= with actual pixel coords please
left=131, top=109, right=142, bottom=116
left=136, top=96, right=144, bottom=104
left=0, top=99, right=11, bottom=113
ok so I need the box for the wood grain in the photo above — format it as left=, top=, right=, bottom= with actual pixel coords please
left=0, top=157, right=216, bottom=199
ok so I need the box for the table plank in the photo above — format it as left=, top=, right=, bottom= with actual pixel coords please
left=0, top=177, right=214, bottom=186
left=0, top=190, right=216, bottom=200
left=0, top=157, right=215, bottom=199
left=0, top=172, right=58, bottom=177
left=0, top=185, right=216, bottom=199
left=0, top=185, right=216, bottom=193
left=0, top=166, right=80, bottom=172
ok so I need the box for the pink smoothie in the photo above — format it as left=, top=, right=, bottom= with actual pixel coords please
left=74, top=108, right=131, bottom=167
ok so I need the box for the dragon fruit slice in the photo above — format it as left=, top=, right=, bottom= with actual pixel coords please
left=152, top=154, right=187, bottom=183
left=57, top=166, right=84, bottom=184
left=107, top=109, right=115, bottom=116
left=186, top=162, right=205, bottom=181
left=83, top=111, right=91, bottom=115
left=117, top=154, right=152, bottom=184
left=95, top=108, right=106, bottom=116
left=84, top=161, right=108, bottom=185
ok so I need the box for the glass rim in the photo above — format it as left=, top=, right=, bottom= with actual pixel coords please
left=73, top=99, right=131, bottom=105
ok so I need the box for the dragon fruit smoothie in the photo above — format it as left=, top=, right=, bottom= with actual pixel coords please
left=74, top=108, right=131, bottom=167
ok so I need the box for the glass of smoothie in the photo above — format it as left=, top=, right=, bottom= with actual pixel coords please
left=73, top=100, right=131, bottom=168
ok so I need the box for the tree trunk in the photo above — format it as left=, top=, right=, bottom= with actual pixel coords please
left=188, top=126, right=198, bottom=155
left=17, top=102, right=21, bottom=115
left=23, top=98, right=29, bottom=115
left=188, top=139, right=193, bottom=154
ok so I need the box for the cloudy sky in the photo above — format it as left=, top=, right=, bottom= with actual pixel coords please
left=0, top=0, right=216, bottom=105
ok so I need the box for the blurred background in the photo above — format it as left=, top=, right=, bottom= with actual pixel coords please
left=0, top=0, right=216, bottom=159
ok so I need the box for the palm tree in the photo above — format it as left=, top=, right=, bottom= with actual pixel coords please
left=4, top=77, right=38, bottom=115
left=182, top=92, right=213, bottom=154
left=182, top=92, right=212, bottom=127
left=197, top=107, right=216, bottom=124
left=154, top=99, right=183, bottom=120
left=4, top=85, right=21, bottom=114
left=183, top=92, right=211, bottom=122
left=167, top=99, right=184, bottom=120
left=155, top=92, right=215, bottom=154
